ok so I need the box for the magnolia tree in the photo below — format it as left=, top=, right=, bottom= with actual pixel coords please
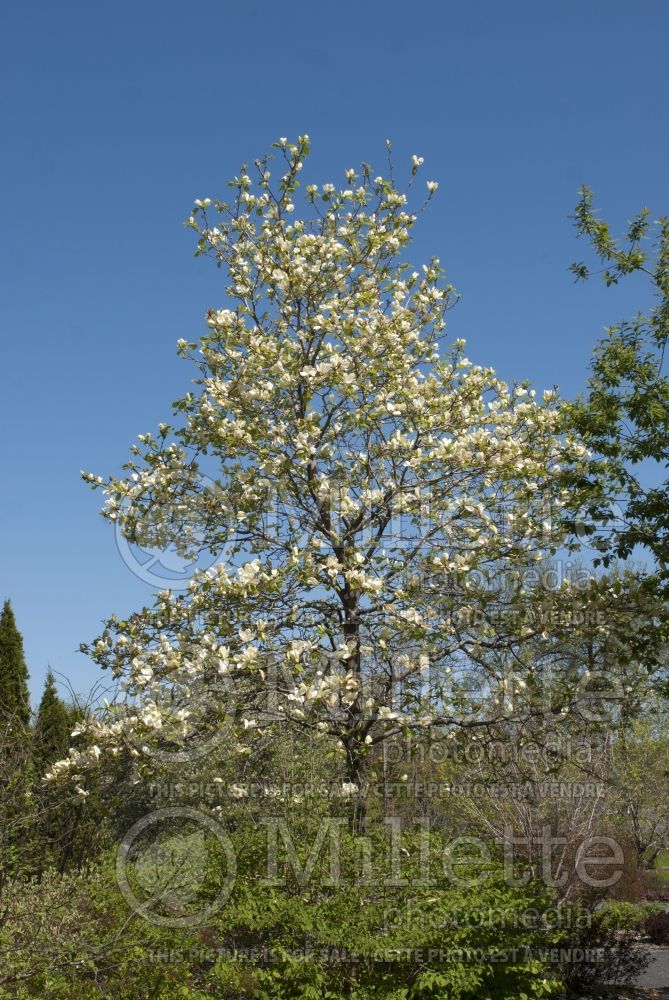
left=49, top=137, right=650, bottom=802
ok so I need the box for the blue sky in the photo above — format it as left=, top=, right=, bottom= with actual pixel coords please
left=1, top=0, right=667, bottom=704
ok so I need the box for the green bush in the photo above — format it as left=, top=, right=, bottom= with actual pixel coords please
left=0, top=826, right=569, bottom=1000
left=644, top=910, right=669, bottom=945
left=553, top=900, right=652, bottom=993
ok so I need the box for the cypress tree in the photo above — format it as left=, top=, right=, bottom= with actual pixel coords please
left=34, top=693, right=107, bottom=874
left=33, top=670, right=72, bottom=781
left=0, top=602, right=34, bottom=877
left=0, top=599, right=31, bottom=727
left=32, top=672, right=76, bottom=873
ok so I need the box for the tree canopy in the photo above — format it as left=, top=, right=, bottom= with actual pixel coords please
left=44, top=139, right=659, bottom=801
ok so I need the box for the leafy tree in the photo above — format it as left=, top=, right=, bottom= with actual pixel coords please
left=568, top=187, right=669, bottom=579
left=608, top=695, right=669, bottom=871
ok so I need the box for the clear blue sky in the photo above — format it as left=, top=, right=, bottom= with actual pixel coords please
left=1, top=0, right=667, bottom=704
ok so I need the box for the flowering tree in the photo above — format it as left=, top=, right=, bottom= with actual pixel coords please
left=50, top=137, right=645, bottom=801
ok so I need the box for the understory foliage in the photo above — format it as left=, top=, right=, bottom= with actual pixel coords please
left=0, top=724, right=657, bottom=999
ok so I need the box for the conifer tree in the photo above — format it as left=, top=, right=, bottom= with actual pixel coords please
left=32, top=677, right=107, bottom=873
left=0, top=599, right=31, bottom=727
left=0, top=601, right=34, bottom=878
left=33, top=670, right=72, bottom=781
